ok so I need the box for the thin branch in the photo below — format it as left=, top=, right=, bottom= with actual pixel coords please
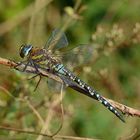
left=0, top=126, right=51, bottom=138
left=107, top=98, right=140, bottom=117
left=54, top=135, right=99, bottom=140
left=1, top=57, right=63, bottom=83
left=0, top=57, right=140, bottom=119
left=25, top=99, right=45, bottom=126
left=119, top=128, right=138, bottom=140
left=0, top=125, right=99, bottom=140
left=36, top=91, right=65, bottom=140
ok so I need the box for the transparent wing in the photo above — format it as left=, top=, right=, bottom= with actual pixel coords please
left=56, top=44, right=95, bottom=71
left=44, top=29, right=95, bottom=71
left=44, top=29, right=69, bottom=51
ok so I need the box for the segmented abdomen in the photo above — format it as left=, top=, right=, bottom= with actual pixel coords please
left=54, top=63, right=125, bottom=122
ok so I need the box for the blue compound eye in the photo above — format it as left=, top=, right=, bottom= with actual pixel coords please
left=19, top=44, right=33, bottom=58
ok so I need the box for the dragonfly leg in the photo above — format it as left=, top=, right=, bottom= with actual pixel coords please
left=15, top=59, right=39, bottom=72
left=34, top=74, right=42, bottom=91
left=27, top=74, right=41, bottom=80
left=14, top=60, right=31, bottom=71
left=26, top=60, right=43, bottom=91
left=22, top=60, right=31, bottom=72
left=29, top=60, right=38, bottom=72
left=27, top=74, right=43, bottom=91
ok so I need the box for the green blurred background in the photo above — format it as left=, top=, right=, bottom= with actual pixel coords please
left=0, top=0, right=140, bottom=140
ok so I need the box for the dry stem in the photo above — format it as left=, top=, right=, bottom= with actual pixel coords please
left=0, top=57, right=140, bottom=118
left=0, top=125, right=99, bottom=140
left=0, top=0, right=53, bottom=35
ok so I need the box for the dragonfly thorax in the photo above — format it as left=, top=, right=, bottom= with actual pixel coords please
left=19, top=44, right=33, bottom=58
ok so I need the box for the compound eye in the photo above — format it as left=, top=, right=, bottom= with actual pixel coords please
left=19, top=45, right=26, bottom=58
left=19, top=44, right=33, bottom=58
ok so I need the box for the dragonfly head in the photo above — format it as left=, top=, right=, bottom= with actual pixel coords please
left=19, top=44, right=33, bottom=58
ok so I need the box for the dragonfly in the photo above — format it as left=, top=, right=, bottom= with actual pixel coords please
left=19, top=29, right=125, bottom=122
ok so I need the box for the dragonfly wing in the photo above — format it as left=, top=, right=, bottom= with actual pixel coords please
left=59, top=44, right=95, bottom=71
left=44, top=29, right=69, bottom=51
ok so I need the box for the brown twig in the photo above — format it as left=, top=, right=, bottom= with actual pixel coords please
left=0, top=125, right=51, bottom=137
left=0, top=57, right=62, bottom=83
left=54, top=135, right=99, bottom=140
left=36, top=93, right=65, bottom=140
left=0, top=125, right=99, bottom=140
left=36, top=84, right=65, bottom=140
left=119, top=128, right=138, bottom=140
left=25, top=99, right=44, bottom=126
left=0, top=57, right=140, bottom=119
left=107, top=98, right=140, bottom=117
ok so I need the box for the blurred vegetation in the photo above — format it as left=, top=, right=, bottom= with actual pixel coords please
left=0, top=0, right=140, bottom=140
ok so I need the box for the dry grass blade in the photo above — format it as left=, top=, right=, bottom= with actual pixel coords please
left=0, top=0, right=53, bottom=35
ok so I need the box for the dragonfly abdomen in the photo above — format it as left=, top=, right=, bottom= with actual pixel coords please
left=54, top=63, right=124, bottom=122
